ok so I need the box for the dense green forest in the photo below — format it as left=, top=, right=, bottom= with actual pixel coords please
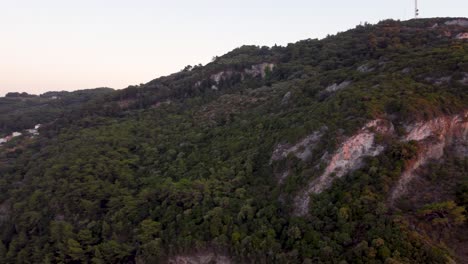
left=0, top=18, right=467, bottom=263
left=0, top=88, right=114, bottom=136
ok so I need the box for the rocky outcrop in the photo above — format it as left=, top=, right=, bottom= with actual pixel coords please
left=460, top=73, right=468, bottom=85
left=271, top=130, right=325, bottom=184
left=168, top=253, right=231, bottom=264
left=390, top=112, right=468, bottom=201
left=456, top=32, right=468, bottom=39
left=271, top=131, right=324, bottom=162
left=401, top=67, right=412, bottom=74
left=403, top=115, right=466, bottom=141
left=292, top=113, right=468, bottom=215
left=425, top=76, right=451, bottom=86
left=293, top=119, right=394, bottom=216
left=444, top=19, right=468, bottom=27
left=281, top=91, right=291, bottom=105
left=210, top=70, right=236, bottom=84
left=210, top=63, right=275, bottom=85
left=325, top=81, right=351, bottom=93
left=270, top=127, right=327, bottom=184
left=245, top=63, right=275, bottom=78
left=357, top=64, right=374, bottom=73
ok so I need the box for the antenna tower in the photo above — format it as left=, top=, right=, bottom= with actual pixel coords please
left=415, top=0, right=419, bottom=18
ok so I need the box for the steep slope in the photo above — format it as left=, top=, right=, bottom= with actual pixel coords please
left=0, top=88, right=114, bottom=136
left=391, top=112, right=468, bottom=201
left=0, top=18, right=467, bottom=263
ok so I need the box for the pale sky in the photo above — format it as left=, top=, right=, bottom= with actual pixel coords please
left=1, top=0, right=467, bottom=96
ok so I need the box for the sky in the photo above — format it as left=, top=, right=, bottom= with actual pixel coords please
left=1, top=0, right=467, bottom=96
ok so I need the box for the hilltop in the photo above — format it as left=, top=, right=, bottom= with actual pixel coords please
left=0, top=18, right=467, bottom=263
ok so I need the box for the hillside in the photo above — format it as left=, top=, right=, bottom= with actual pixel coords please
left=0, top=18, right=467, bottom=263
left=0, top=88, right=114, bottom=136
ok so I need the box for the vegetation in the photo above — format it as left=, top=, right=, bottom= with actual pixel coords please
left=0, top=18, right=467, bottom=263
left=0, top=88, right=113, bottom=136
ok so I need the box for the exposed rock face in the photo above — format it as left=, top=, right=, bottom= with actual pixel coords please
left=275, top=110, right=467, bottom=216
left=281, top=91, right=291, bottom=105
left=210, top=63, right=275, bottom=84
left=325, top=81, right=351, bottom=93
left=390, top=112, right=468, bottom=201
left=425, top=76, right=451, bottom=86
left=168, top=253, right=231, bottom=264
left=357, top=64, right=374, bottom=73
left=210, top=70, right=236, bottom=84
left=404, top=115, right=465, bottom=141
left=401, top=67, right=412, bottom=74
left=152, top=100, right=172, bottom=109
left=293, top=119, right=394, bottom=216
left=271, top=129, right=326, bottom=184
left=244, top=63, right=275, bottom=78
left=444, top=19, right=468, bottom=27
left=460, top=73, right=468, bottom=85
left=277, top=170, right=290, bottom=184
left=456, top=32, right=468, bottom=39
left=271, top=131, right=324, bottom=162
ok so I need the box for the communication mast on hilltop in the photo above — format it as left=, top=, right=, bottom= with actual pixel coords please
left=415, top=0, right=419, bottom=18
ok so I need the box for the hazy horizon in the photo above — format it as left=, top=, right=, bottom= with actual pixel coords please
left=1, top=0, right=468, bottom=97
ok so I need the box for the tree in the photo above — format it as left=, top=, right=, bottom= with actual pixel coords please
left=418, top=201, right=466, bottom=227
left=67, top=239, right=85, bottom=261
left=367, top=33, right=378, bottom=52
left=136, top=219, right=161, bottom=244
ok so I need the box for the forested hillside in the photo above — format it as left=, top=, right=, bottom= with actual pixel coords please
left=0, top=88, right=114, bottom=136
left=0, top=18, right=467, bottom=263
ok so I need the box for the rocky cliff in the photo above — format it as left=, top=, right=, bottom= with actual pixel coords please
left=287, top=112, right=468, bottom=215
left=390, top=112, right=468, bottom=201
